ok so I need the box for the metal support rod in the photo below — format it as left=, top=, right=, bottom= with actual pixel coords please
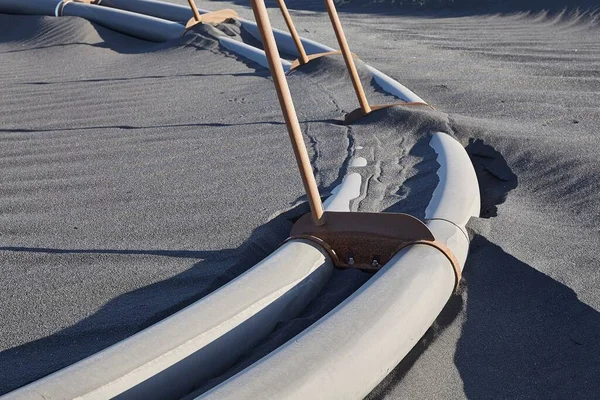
left=324, top=0, right=371, bottom=115
left=275, top=0, right=309, bottom=65
left=251, top=0, right=326, bottom=226
left=187, top=0, right=202, bottom=21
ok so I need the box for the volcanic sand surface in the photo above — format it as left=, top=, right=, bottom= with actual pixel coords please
left=2, top=0, right=600, bottom=397
left=174, top=0, right=600, bottom=398
left=0, top=11, right=439, bottom=395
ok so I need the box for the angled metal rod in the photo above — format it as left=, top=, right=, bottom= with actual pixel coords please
left=187, top=0, right=202, bottom=21
left=251, top=0, right=326, bottom=226
left=275, top=0, right=309, bottom=65
left=324, top=0, right=371, bottom=115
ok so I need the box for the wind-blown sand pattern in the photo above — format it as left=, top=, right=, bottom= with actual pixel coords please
left=1, top=0, right=600, bottom=398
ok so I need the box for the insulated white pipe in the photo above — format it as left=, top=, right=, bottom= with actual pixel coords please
left=427, top=132, right=481, bottom=232
left=0, top=1, right=479, bottom=397
left=0, top=3, right=354, bottom=398
left=3, top=154, right=364, bottom=399
left=91, top=0, right=427, bottom=103
left=100, top=0, right=203, bottom=22
left=219, top=36, right=292, bottom=72
left=0, top=0, right=185, bottom=42
left=199, top=245, right=456, bottom=400
left=59, top=2, right=184, bottom=42
left=4, top=240, right=333, bottom=400
left=198, top=132, right=479, bottom=399
left=0, top=0, right=60, bottom=15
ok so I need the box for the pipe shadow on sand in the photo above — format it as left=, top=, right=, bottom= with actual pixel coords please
left=0, top=204, right=309, bottom=395
left=367, top=137, right=599, bottom=398
left=456, top=234, right=600, bottom=399
left=368, top=233, right=600, bottom=399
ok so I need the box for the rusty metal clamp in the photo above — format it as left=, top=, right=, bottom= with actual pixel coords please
left=184, top=0, right=239, bottom=29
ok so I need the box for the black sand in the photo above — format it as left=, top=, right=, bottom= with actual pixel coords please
left=1, top=0, right=599, bottom=398
left=0, top=11, right=435, bottom=395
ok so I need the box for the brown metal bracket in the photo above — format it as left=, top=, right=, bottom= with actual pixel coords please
left=184, top=0, right=239, bottom=29
left=290, top=211, right=461, bottom=291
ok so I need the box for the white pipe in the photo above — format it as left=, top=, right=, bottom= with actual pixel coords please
left=59, top=2, right=184, bottom=42
left=237, top=19, right=425, bottom=103
left=0, top=0, right=61, bottom=16
left=3, top=240, right=333, bottom=400
left=100, top=0, right=204, bottom=22
left=0, top=0, right=186, bottom=42
left=0, top=0, right=479, bottom=397
left=90, top=0, right=427, bottom=102
left=426, top=132, right=481, bottom=232
left=4, top=159, right=363, bottom=399
left=219, top=36, right=292, bottom=72
left=240, top=19, right=338, bottom=58
left=198, top=132, right=479, bottom=399
left=199, top=245, right=456, bottom=400
left=102, top=0, right=247, bottom=33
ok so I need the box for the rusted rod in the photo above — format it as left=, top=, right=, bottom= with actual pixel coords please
left=251, top=0, right=326, bottom=226
left=276, top=0, right=309, bottom=65
left=324, top=0, right=371, bottom=115
left=187, top=0, right=202, bottom=21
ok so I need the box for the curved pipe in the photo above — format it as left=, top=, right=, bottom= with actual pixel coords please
left=94, top=0, right=426, bottom=103
left=0, top=2, right=479, bottom=398
left=0, top=0, right=184, bottom=42
left=100, top=0, right=205, bottom=22
left=0, top=3, right=358, bottom=398
left=199, top=246, right=456, bottom=400
left=0, top=0, right=60, bottom=15
left=219, top=36, right=292, bottom=72
left=198, top=132, right=479, bottom=399
left=3, top=165, right=361, bottom=399
left=29, top=0, right=427, bottom=103
left=239, top=20, right=426, bottom=103
left=60, top=2, right=184, bottom=42
left=4, top=240, right=333, bottom=400
left=426, top=132, right=481, bottom=232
